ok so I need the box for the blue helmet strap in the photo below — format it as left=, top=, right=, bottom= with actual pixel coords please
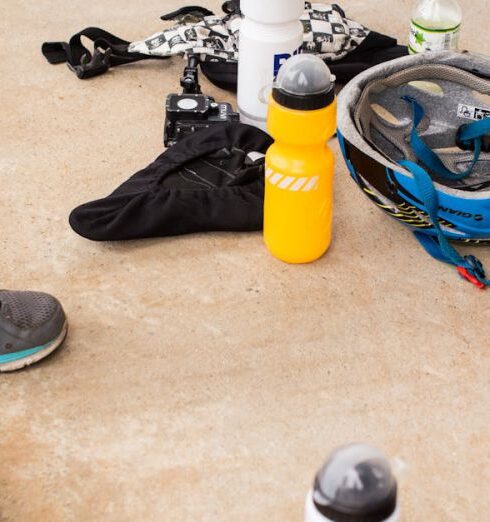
left=399, top=160, right=489, bottom=289
left=402, top=95, right=490, bottom=181
left=399, top=96, right=490, bottom=288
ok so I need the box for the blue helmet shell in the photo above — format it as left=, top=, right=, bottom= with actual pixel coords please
left=338, top=130, right=490, bottom=244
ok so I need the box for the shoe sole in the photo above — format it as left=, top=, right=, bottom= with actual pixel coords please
left=0, top=321, right=68, bottom=372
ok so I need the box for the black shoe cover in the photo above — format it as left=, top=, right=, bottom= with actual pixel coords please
left=69, top=123, right=273, bottom=241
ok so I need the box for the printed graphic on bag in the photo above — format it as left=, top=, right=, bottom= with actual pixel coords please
left=301, top=19, right=313, bottom=34
left=332, top=23, right=346, bottom=35
left=145, top=35, right=166, bottom=51
left=202, top=38, right=224, bottom=50
left=168, top=34, right=185, bottom=48
left=314, top=33, right=334, bottom=53
left=311, top=11, right=331, bottom=22
left=129, top=3, right=369, bottom=63
left=184, top=28, right=198, bottom=42
left=350, top=27, right=367, bottom=38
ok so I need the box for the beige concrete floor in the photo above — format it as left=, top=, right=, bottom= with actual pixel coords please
left=1, top=1, right=489, bottom=520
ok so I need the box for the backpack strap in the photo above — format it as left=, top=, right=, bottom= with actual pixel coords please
left=42, top=27, right=168, bottom=79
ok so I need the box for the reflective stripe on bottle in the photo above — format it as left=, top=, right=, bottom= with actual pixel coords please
left=266, top=168, right=320, bottom=192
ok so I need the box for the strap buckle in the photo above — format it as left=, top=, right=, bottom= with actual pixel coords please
left=457, top=255, right=487, bottom=289
left=457, top=267, right=485, bottom=289
left=67, top=49, right=111, bottom=79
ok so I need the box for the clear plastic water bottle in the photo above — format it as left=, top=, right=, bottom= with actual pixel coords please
left=409, top=0, right=462, bottom=54
left=237, top=0, right=304, bottom=130
left=305, top=444, right=399, bottom=522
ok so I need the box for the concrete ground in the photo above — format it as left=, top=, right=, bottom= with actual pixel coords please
left=1, top=1, right=489, bottom=520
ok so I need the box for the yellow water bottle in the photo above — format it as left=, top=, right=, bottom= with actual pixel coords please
left=264, top=54, right=337, bottom=263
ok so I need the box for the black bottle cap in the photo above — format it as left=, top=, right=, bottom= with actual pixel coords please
left=272, top=84, right=335, bottom=110
left=313, top=483, right=397, bottom=522
left=312, top=444, right=398, bottom=522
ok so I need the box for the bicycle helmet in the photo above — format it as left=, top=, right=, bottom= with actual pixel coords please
left=337, top=51, right=490, bottom=288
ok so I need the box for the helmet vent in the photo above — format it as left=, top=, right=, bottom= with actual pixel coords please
left=370, top=103, right=402, bottom=126
left=473, top=91, right=490, bottom=107
left=408, top=80, right=444, bottom=96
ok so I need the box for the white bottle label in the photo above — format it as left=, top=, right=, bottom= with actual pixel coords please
left=409, top=20, right=460, bottom=54
left=237, top=15, right=303, bottom=129
left=273, top=46, right=302, bottom=77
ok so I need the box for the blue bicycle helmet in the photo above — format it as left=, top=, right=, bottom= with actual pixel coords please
left=337, top=51, right=490, bottom=289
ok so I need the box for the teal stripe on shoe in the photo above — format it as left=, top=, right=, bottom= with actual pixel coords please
left=0, top=343, right=49, bottom=364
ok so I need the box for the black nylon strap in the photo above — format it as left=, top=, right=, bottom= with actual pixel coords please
left=41, top=27, right=168, bottom=79
left=160, top=5, right=214, bottom=21
left=222, top=1, right=240, bottom=14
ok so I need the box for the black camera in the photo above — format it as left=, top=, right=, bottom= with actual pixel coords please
left=164, top=56, right=239, bottom=147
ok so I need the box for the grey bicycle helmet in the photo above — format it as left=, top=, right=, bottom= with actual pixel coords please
left=338, top=51, right=490, bottom=288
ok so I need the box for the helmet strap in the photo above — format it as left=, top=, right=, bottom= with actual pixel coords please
left=402, top=95, right=489, bottom=181
left=399, top=160, right=489, bottom=289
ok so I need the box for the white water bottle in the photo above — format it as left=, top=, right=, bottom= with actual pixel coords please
left=409, top=0, right=462, bottom=54
left=237, top=0, right=304, bottom=130
left=305, top=444, right=400, bottom=522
